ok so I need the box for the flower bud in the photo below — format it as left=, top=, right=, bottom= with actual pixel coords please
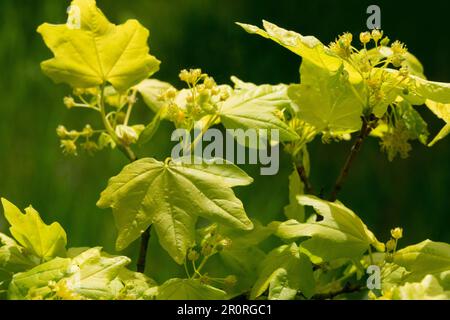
left=224, top=275, right=237, bottom=288
left=56, top=125, right=68, bottom=138
left=60, top=140, right=78, bottom=156
left=82, top=124, right=94, bottom=138
left=81, top=141, right=99, bottom=155
left=201, top=244, right=214, bottom=257
left=64, top=96, right=76, bottom=109
left=115, top=125, right=138, bottom=146
left=371, top=29, right=383, bottom=43
left=386, top=239, right=396, bottom=252
left=380, top=36, right=390, bottom=47
left=188, top=249, right=200, bottom=261
left=391, top=227, right=403, bottom=240
left=359, top=32, right=371, bottom=45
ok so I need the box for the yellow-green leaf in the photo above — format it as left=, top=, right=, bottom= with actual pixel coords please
left=97, top=157, right=253, bottom=264
left=1, top=199, right=67, bottom=262
left=425, top=100, right=450, bottom=146
left=37, top=0, right=160, bottom=91
left=237, top=20, right=362, bottom=84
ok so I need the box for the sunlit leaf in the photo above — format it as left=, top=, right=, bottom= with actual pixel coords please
left=37, top=0, right=160, bottom=91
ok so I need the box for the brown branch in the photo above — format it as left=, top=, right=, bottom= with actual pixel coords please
left=329, top=116, right=376, bottom=202
left=137, top=227, right=151, bottom=273
left=297, top=165, right=315, bottom=195
left=311, top=283, right=365, bottom=300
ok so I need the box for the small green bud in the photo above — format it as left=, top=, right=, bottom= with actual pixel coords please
left=386, top=239, right=396, bottom=252
left=56, top=125, right=68, bottom=138
left=204, top=77, right=216, bottom=89
left=359, top=32, right=371, bottom=45
left=64, top=96, right=76, bottom=109
left=380, top=36, right=390, bottom=47
left=81, top=141, right=99, bottom=156
left=187, top=249, right=200, bottom=261
left=371, top=29, right=383, bottom=43
left=224, top=275, right=237, bottom=288
left=82, top=124, right=94, bottom=138
left=60, top=140, right=78, bottom=156
left=201, top=244, right=214, bottom=257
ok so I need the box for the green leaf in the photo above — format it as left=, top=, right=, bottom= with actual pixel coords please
left=394, top=240, right=450, bottom=284
left=117, top=268, right=157, bottom=300
left=288, top=62, right=364, bottom=133
left=136, top=79, right=174, bottom=113
left=273, top=196, right=385, bottom=262
left=97, top=157, right=253, bottom=264
left=8, top=257, right=72, bottom=300
left=396, top=100, right=429, bottom=145
left=425, top=100, right=450, bottom=146
left=251, top=243, right=315, bottom=299
left=413, top=76, right=450, bottom=104
left=0, top=233, right=37, bottom=272
left=8, top=248, right=132, bottom=300
left=157, top=278, right=227, bottom=300
left=64, top=247, right=130, bottom=300
left=138, top=112, right=161, bottom=146
left=284, top=166, right=305, bottom=222
left=391, top=275, right=450, bottom=300
left=37, top=0, right=160, bottom=91
left=0, top=233, right=38, bottom=298
left=237, top=21, right=362, bottom=84
left=267, top=269, right=298, bottom=300
left=219, top=84, right=299, bottom=148
left=1, top=198, right=67, bottom=262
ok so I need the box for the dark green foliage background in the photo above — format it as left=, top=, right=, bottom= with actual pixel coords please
left=0, top=0, right=449, bottom=279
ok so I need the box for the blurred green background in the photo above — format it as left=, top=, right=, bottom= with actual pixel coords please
left=1, top=0, right=449, bottom=280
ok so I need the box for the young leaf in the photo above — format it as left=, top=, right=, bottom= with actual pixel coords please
left=64, top=247, right=131, bottom=300
left=1, top=198, right=67, bottom=262
left=0, top=234, right=37, bottom=272
left=251, top=243, right=315, bottom=300
left=397, top=100, right=429, bottom=145
left=288, top=62, right=364, bottom=134
left=138, top=112, right=161, bottom=146
left=393, top=240, right=450, bottom=284
left=97, top=157, right=253, bottom=264
left=425, top=100, right=450, bottom=146
left=116, top=268, right=157, bottom=300
left=284, top=167, right=305, bottom=222
left=8, top=257, right=72, bottom=300
left=273, top=196, right=385, bottom=262
left=390, top=275, right=450, bottom=300
left=156, top=278, right=227, bottom=300
left=236, top=20, right=362, bottom=84
left=267, top=269, right=298, bottom=300
left=219, top=84, right=299, bottom=148
left=37, top=0, right=160, bottom=91
left=0, top=234, right=38, bottom=298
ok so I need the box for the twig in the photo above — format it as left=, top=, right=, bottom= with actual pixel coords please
left=296, top=165, right=315, bottom=195
left=312, top=283, right=364, bottom=300
left=329, top=116, right=375, bottom=202
left=137, top=227, right=151, bottom=273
